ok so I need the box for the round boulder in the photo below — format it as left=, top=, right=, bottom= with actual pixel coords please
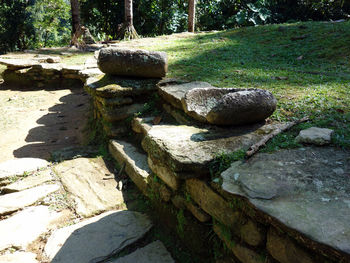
left=97, top=48, right=168, bottom=78
left=181, top=88, right=277, bottom=126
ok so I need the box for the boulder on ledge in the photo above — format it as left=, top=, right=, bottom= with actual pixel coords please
left=97, top=48, right=168, bottom=78
left=182, top=87, right=277, bottom=126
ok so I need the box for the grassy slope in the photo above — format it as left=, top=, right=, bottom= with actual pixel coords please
left=116, top=21, right=350, bottom=149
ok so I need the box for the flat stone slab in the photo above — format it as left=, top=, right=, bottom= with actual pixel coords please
left=0, top=206, right=61, bottom=250
left=221, top=147, right=350, bottom=258
left=141, top=120, right=290, bottom=175
left=84, top=75, right=160, bottom=98
left=45, top=210, right=152, bottom=263
left=158, top=81, right=214, bottom=110
left=54, top=157, right=124, bottom=217
left=0, top=58, right=39, bottom=70
left=0, top=252, right=38, bottom=263
left=296, top=127, right=334, bottom=145
left=109, top=140, right=151, bottom=196
left=1, top=168, right=53, bottom=193
left=111, top=241, right=174, bottom=263
left=0, top=184, right=60, bottom=215
left=0, top=158, right=49, bottom=181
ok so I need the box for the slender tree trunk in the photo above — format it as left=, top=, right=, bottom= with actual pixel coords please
left=116, top=0, right=139, bottom=40
left=188, top=0, right=196, bottom=32
left=70, top=0, right=81, bottom=35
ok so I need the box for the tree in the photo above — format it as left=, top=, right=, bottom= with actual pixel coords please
left=70, top=0, right=81, bottom=36
left=188, top=0, right=196, bottom=32
left=116, top=0, right=139, bottom=40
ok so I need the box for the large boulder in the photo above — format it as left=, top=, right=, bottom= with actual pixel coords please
left=182, top=87, right=277, bottom=126
left=97, top=48, right=168, bottom=78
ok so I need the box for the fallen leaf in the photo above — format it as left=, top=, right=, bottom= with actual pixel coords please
left=297, top=55, right=303, bottom=60
left=152, top=116, right=162, bottom=125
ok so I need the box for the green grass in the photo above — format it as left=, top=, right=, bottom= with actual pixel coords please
left=111, top=21, right=350, bottom=149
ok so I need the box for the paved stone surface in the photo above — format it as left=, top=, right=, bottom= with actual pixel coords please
left=45, top=210, right=152, bottom=263
left=0, top=184, right=60, bottom=215
left=54, top=157, right=124, bottom=217
left=221, top=147, right=350, bottom=257
left=0, top=252, right=38, bottom=263
left=182, top=87, right=277, bottom=125
left=111, top=241, right=174, bottom=263
left=0, top=158, right=49, bottom=181
left=109, top=140, right=151, bottom=196
left=142, top=120, right=290, bottom=175
left=158, top=81, right=214, bottom=109
left=0, top=206, right=62, bottom=251
left=295, top=127, right=334, bottom=145
left=1, top=168, right=53, bottom=193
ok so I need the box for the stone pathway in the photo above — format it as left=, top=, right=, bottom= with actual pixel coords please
left=0, top=55, right=174, bottom=263
left=0, top=157, right=174, bottom=262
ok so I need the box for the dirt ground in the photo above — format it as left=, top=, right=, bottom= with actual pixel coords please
left=0, top=82, right=90, bottom=162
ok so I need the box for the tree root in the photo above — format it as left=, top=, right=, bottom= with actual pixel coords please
left=116, top=24, right=139, bottom=40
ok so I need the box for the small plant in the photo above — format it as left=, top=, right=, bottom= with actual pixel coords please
left=176, top=209, right=186, bottom=239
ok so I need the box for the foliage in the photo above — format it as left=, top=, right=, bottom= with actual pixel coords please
left=28, top=0, right=71, bottom=47
left=210, top=150, right=246, bottom=180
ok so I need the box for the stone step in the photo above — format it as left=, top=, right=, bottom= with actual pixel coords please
left=110, top=241, right=174, bottom=263
left=0, top=206, right=62, bottom=251
left=0, top=158, right=49, bottom=182
left=53, top=157, right=125, bottom=218
left=109, top=140, right=152, bottom=197
left=44, top=210, right=152, bottom=263
left=0, top=184, right=60, bottom=215
left=0, top=252, right=38, bottom=263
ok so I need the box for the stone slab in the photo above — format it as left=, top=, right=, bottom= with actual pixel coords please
left=111, top=241, right=174, bottom=263
left=0, top=158, right=49, bottom=181
left=84, top=75, right=160, bottom=98
left=0, top=184, right=60, bottom=215
left=0, top=206, right=61, bottom=251
left=45, top=210, right=152, bottom=263
left=158, top=81, right=214, bottom=110
left=0, top=252, right=38, bottom=263
left=109, top=140, right=151, bottom=196
left=1, top=169, right=53, bottom=193
left=295, top=127, right=334, bottom=145
left=0, top=58, right=39, bottom=70
left=142, top=121, right=290, bottom=175
left=221, top=147, right=350, bottom=259
left=54, top=157, right=124, bottom=217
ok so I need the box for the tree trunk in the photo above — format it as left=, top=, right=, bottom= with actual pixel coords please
left=116, top=0, right=139, bottom=40
left=70, top=0, right=81, bottom=36
left=188, top=0, right=196, bottom=32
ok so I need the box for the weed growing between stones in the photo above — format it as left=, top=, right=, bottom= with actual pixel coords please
left=176, top=209, right=186, bottom=239
left=209, top=149, right=246, bottom=181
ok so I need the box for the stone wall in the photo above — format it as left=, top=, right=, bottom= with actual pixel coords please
left=85, top=75, right=350, bottom=263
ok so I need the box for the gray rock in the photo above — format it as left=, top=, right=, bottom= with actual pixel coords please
left=131, top=117, right=153, bottom=135
left=221, top=147, right=350, bottom=259
left=44, top=210, right=152, bottom=263
left=109, top=140, right=151, bottom=196
left=182, top=87, right=277, bottom=125
left=158, top=81, right=214, bottom=109
left=0, top=206, right=62, bottom=250
left=110, top=241, right=174, bottom=263
left=54, top=157, right=124, bottom=217
left=0, top=58, right=39, bottom=70
left=295, top=127, right=334, bottom=145
left=0, top=252, right=38, bottom=263
left=98, top=48, right=168, bottom=78
left=0, top=158, right=49, bottom=181
left=0, top=184, right=60, bottom=215
left=1, top=168, right=53, bottom=193
left=141, top=120, right=290, bottom=175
